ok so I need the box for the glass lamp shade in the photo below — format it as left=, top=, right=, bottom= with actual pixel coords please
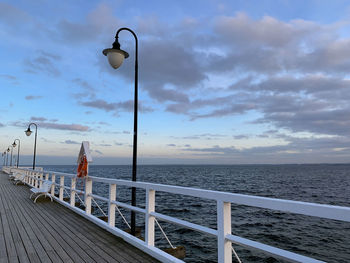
left=7, top=148, right=10, bottom=152
left=102, top=48, right=129, bottom=69
left=25, top=129, right=32, bottom=136
left=12, top=142, right=16, bottom=147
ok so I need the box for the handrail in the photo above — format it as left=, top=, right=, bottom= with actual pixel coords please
left=6, top=166, right=350, bottom=263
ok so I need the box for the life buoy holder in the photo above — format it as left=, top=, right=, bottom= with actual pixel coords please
left=77, top=155, right=88, bottom=177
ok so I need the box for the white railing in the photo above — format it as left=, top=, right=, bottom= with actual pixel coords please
left=5, top=167, right=350, bottom=263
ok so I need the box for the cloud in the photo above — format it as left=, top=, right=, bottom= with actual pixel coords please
left=62, top=140, right=80, bottom=145
left=0, top=3, right=36, bottom=34
left=167, top=144, right=176, bottom=147
left=72, top=78, right=96, bottom=99
left=12, top=120, right=90, bottom=132
left=56, top=3, right=120, bottom=44
left=94, top=150, right=103, bottom=155
left=98, top=121, right=110, bottom=125
left=23, top=50, right=61, bottom=77
left=99, top=144, right=112, bottom=147
left=0, top=123, right=5, bottom=128
left=81, top=99, right=115, bottom=111
left=0, top=74, right=17, bottom=80
left=182, top=135, right=350, bottom=163
left=41, top=137, right=54, bottom=143
left=80, top=99, right=154, bottom=114
left=171, top=133, right=227, bottom=140
left=38, top=122, right=90, bottom=132
left=233, top=135, right=250, bottom=139
left=26, top=95, right=43, bottom=100
left=31, top=117, right=47, bottom=121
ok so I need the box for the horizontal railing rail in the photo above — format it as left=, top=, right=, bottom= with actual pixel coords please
left=4, top=166, right=350, bottom=263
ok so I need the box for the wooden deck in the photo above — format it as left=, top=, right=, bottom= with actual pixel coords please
left=0, top=172, right=160, bottom=263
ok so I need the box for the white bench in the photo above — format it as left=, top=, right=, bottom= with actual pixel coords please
left=30, top=181, right=53, bottom=203
left=13, top=173, right=26, bottom=185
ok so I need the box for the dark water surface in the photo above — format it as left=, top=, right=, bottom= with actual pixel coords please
left=42, top=164, right=350, bottom=262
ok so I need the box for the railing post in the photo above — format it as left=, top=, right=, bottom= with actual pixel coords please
left=51, top=174, right=56, bottom=196
left=30, top=172, right=33, bottom=186
left=32, top=172, right=35, bottom=186
left=45, top=173, right=49, bottom=181
left=145, top=189, right=155, bottom=246
left=217, top=201, right=232, bottom=263
left=59, top=175, right=64, bottom=201
left=108, top=184, right=116, bottom=227
left=85, top=177, right=92, bottom=214
left=39, top=173, right=43, bottom=188
left=70, top=177, right=76, bottom=207
left=34, top=172, right=38, bottom=188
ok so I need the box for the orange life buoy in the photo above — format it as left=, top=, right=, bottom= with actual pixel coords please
left=77, top=155, right=88, bottom=177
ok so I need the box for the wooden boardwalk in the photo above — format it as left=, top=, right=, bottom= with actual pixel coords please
left=0, top=172, right=160, bottom=263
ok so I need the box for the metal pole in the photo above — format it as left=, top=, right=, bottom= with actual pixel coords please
left=6, top=151, right=8, bottom=166
left=14, top=139, right=20, bottom=168
left=116, top=28, right=138, bottom=236
left=27, top=123, right=38, bottom=170
left=10, top=146, right=13, bottom=167
left=33, top=125, right=37, bottom=170
left=17, top=141, right=20, bottom=168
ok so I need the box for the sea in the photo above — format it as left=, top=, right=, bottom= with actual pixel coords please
left=41, top=164, right=350, bottom=263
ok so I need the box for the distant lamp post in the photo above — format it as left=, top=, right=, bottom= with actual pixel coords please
left=6, top=147, right=10, bottom=166
left=103, top=27, right=138, bottom=236
left=25, top=123, right=38, bottom=170
left=8, top=145, right=14, bottom=167
left=12, top=139, right=21, bottom=168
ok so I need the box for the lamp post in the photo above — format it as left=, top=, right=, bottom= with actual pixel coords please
left=6, top=148, right=9, bottom=166
left=25, top=123, right=38, bottom=170
left=103, top=27, right=138, bottom=236
left=8, top=145, right=13, bottom=167
left=12, top=139, right=21, bottom=168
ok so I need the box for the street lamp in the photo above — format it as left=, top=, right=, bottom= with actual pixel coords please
left=6, top=147, right=9, bottom=166
left=8, top=145, right=14, bottom=167
left=25, top=123, right=38, bottom=170
left=12, top=139, right=21, bottom=168
left=103, top=27, right=138, bottom=236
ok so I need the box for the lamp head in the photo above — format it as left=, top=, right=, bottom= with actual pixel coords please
left=12, top=142, right=16, bottom=147
left=7, top=148, right=10, bottom=152
left=25, top=127, right=32, bottom=136
left=103, top=39, right=129, bottom=69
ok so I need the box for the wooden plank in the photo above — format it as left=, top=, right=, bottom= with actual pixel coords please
left=5, top=185, right=63, bottom=263
left=9, top=188, right=85, bottom=263
left=1, top=186, right=31, bottom=263
left=46, top=201, right=159, bottom=263
left=0, top=185, right=19, bottom=263
left=41, top=203, right=131, bottom=263
left=30, top=202, right=108, bottom=263
left=0, top=195, right=8, bottom=263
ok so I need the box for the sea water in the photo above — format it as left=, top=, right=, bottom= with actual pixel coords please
left=42, top=164, right=350, bottom=263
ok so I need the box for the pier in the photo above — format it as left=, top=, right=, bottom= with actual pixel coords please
left=0, top=171, right=159, bottom=263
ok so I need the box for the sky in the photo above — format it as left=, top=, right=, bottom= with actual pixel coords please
left=1, top=0, right=350, bottom=165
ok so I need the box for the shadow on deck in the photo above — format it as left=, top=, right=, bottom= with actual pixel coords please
left=0, top=172, right=160, bottom=263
